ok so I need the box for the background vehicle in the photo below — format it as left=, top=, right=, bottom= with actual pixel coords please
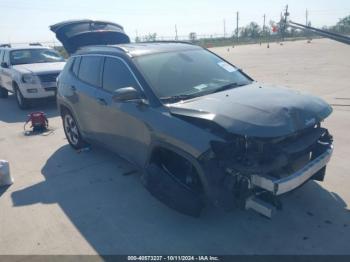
left=52, top=20, right=333, bottom=217
left=0, top=46, right=65, bottom=109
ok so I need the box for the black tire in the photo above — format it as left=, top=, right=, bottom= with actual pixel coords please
left=62, top=110, right=86, bottom=149
left=0, top=87, right=8, bottom=98
left=143, top=163, right=205, bottom=217
left=14, top=85, right=30, bottom=110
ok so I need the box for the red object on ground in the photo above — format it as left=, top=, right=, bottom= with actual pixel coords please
left=25, top=112, right=48, bottom=131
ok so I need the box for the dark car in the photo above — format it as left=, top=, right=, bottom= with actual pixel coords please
left=51, top=20, right=333, bottom=217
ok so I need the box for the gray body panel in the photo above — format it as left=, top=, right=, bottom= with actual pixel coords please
left=169, top=83, right=332, bottom=138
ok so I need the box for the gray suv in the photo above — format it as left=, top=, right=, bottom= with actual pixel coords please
left=52, top=20, right=333, bottom=217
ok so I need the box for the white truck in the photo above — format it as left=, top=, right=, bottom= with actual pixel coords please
left=0, top=46, right=65, bottom=109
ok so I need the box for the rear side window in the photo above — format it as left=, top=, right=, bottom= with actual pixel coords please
left=3, top=51, right=9, bottom=64
left=102, top=57, right=139, bottom=93
left=78, top=56, right=103, bottom=87
left=72, top=56, right=81, bottom=76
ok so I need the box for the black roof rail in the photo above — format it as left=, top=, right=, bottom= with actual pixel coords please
left=76, top=44, right=128, bottom=54
left=29, top=42, right=43, bottom=46
left=139, top=40, right=195, bottom=45
left=0, top=44, right=11, bottom=48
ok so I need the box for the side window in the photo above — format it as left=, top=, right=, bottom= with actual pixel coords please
left=3, top=51, right=9, bottom=64
left=102, top=57, right=139, bottom=93
left=72, top=56, right=81, bottom=76
left=78, top=56, right=103, bottom=87
left=0, top=50, right=3, bottom=63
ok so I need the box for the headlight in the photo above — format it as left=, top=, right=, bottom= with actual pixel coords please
left=22, top=74, right=37, bottom=84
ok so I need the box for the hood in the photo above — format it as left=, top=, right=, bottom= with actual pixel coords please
left=168, top=83, right=332, bottom=138
left=50, top=20, right=130, bottom=54
left=12, top=62, right=65, bottom=75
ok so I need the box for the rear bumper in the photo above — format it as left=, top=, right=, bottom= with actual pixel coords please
left=251, top=144, right=333, bottom=195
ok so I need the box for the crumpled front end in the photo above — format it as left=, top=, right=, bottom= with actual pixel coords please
left=199, top=124, right=333, bottom=217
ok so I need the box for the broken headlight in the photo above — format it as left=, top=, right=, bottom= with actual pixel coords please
left=200, top=135, right=247, bottom=161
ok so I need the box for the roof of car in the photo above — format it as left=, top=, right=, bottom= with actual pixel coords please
left=0, top=46, right=52, bottom=51
left=76, top=42, right=202, bottom=57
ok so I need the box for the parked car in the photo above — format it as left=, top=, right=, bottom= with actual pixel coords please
left=52, top=20, right=333, bottom=217
left=0, top=46, right=65, bottom=109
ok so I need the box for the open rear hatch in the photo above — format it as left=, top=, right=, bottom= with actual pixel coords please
left=50, top=19, right=130, bottom=54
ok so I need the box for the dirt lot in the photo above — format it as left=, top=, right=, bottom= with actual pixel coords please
left=0, top=38, right=349, bottom=255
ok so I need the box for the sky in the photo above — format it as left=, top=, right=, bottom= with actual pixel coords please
left=0, top=0, right=349, bottom=43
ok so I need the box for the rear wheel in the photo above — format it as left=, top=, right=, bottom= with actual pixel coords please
left=0, top=87, right=8, bottom=98
left=14, top=85, right=30, bottom=109
left=62, top=110, right=85, bottom=149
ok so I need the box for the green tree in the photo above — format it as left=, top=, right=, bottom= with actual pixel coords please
left=143, top=33, right=157, bottom=42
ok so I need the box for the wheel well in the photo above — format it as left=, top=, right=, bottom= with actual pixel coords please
left=148, top=147, right=204, bottom=193
left=59, top=104, right=70, bottom=117
left=12, top=81, right=19, bottom=89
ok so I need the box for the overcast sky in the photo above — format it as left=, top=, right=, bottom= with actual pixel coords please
left=0, top=0, right=349, bottom=43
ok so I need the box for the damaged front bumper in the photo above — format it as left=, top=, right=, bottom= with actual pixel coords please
left=251, top=144, right=333, bottom=196
left=199, top=126, right=334, bottom=218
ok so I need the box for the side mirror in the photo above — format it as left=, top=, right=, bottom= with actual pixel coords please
left=1, top=62, right=9, bottom=68
left=112, top=87, right=142, bottom=102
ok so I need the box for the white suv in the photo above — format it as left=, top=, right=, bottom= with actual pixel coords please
left=0, top=46, right=66, bottom=109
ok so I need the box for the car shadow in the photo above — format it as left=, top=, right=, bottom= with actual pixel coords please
left=0, top=185, right=10, bottom=197
left=0, top=94, right=58, bottom=123
left=10, top=144, right=350, bottom=254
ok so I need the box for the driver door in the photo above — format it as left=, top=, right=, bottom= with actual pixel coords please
left=93, top=56, right=151, bottom=166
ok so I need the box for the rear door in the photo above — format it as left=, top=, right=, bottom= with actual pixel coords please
left=73, top=55, right=104, bottom=137
left=93, top=56, right=151, bottom=166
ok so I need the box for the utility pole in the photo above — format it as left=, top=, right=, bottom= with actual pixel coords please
left=223, top=19, right=226, bottom=38
left=175, top=24, right=178, bottom=40
left=306, top=9, right=309, bottom=26
left=236, top=11, right=239, bottom=44
left=281, top=5, right=289, bottom=42
left=263, top=14, right=266, bottom=41
left=263, top=13, right=269, bottom=48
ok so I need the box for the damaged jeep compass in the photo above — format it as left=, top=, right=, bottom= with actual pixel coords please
left=52, top=20, right=333, bottom=217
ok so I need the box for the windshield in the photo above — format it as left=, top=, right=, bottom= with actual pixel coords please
left=10, top=49, right=65, bottom=65
left=134, top=49, right=252, bottom=102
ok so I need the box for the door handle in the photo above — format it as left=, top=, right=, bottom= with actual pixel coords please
left=97, top=98, right=107, bottom=106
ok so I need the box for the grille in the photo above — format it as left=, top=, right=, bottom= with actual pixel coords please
left=44, top=87, right=57, bottom=92
left=38, top=73, right=59, bottom=83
